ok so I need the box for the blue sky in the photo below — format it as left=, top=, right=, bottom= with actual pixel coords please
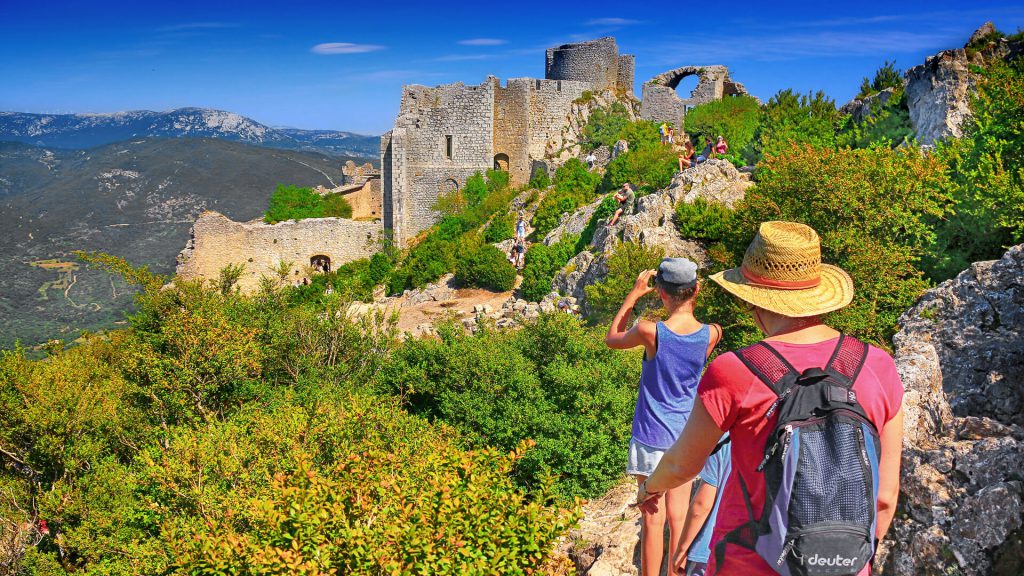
left=2, top=0, right=1023, bottom=135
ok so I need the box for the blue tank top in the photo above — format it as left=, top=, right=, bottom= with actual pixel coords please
left=631, top=322, right=711, bottom=449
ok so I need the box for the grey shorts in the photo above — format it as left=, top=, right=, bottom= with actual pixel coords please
left=626, top=437, right=666, bottom=477
left=685, top=560, right=707, bottom=576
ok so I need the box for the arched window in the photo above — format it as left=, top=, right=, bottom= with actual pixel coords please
left=493, top=153, right=510, bottom=172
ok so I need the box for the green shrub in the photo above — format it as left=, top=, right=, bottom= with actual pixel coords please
left=456, top=241, right=517, bottom=292
left=463, top=172, right=488, bottom=206
left=486, top=168, right=510, bottom=194
left=529, top=166, right=551, bottom=190
left=264, top=184, right=353, bottom=223
left=321, top=191, right=354, bottom=218
left=684, top=95, right=761, bottom=165
left=857, top=60, right=903, bottom=98
left=618, top=120, right=662, bottom=152
left=577, top=195, right=620, bottom=249
left=582, top=102, right=632, bottom=150
left=837, top=91, right=915, bottom=149
left=675, top=197, right=734, bottom=241
left=519, top=235, right=580, bottom=302
left=746, top=89, right=841, bottom=165
left=484, top=212, right=515, bottom=243
left=532, top=159, right=600, bottom=235
left=376, top=313, right=638, bottom=499
left=926, top=57, right=1024, bottom=280
left=584, top=242, right=665, bottom=322
left=602, top=145, right=678, bottom=194
left=727, top=144, right=950, bottom=346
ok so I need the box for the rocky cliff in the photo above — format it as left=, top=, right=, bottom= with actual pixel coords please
left=879, top=244, right=1024, bottom=575
left=905, top=22, right=1022, bottom=145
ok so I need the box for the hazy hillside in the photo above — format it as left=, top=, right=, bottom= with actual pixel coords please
left=0, top=138, right=358, bottom=348
left=0, top=108, right=381, bottom=158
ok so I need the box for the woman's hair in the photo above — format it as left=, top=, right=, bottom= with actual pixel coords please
left=655, top=275, right=698, bottom=303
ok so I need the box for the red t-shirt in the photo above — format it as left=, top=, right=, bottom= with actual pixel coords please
left=698, top=338, right=903, bottom=575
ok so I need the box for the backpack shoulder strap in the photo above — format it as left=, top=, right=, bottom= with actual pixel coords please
left=825, top=334, right=870, bottom=385
left=734, top=341, right=800, bottom=397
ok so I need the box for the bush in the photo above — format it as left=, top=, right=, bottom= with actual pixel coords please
left=746, top=89, right=841, bottom=165
left=529, top=166, right=551, bottom=190
left=264, top=184, right=352, bottom=223
left=602, top=145, right=678, bottom=194
left=376, top=313, right=638, bottom=499
left=727, top=144, right=950, bottom=346
left=683, top=95, right=761, bottom=166
left=675, top=197, right=734, bottom=241
left=484, top=212, right=515, bottom=244
left=577, top=195, right=620, bottom=249
left=582, top=102, right=632, bottom=150
left=519, top=235, right=580, bottom=302
left=837, top=90, right=915, bottom=150
left=857, top=60, right=903, bottom=98
left=583, top=242, right=665, bottom=322
left=486, top=168, right=510, bottom=194
left=532, top=159, right=600, bottom=236
left=463, top=172, right=489, bottom=207
left=456, top=241, right=517, bottom=292
left=926, top=58, right=1024, bottom=280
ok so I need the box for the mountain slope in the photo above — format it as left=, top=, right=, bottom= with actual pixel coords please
left=0, top=108, right=380, bottom=157
left=0, top=138, right=356, bottom=347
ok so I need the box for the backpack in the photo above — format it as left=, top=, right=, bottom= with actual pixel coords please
left=714, top=334, right=880, bottom=576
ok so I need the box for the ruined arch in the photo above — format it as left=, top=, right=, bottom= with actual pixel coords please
left=640, top=65, right=750, bottom=131
left=310, top=254, right=331, bottom=273
left=493, top=153, right=509, bottom=171
left=439, top=178, right=459, bottom=195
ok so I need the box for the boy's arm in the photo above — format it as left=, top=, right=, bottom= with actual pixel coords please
left=604, top=270, right=657, bottom=351
left=678, top=482, right=717, bottom=556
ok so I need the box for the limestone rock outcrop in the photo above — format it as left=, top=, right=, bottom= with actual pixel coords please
left=879, top=244, right=1024, bottom=575
left=839, top=87, right=899, bottom=124
left=905, top=22, right=1022, bottom=145
left=551, top=160, right=751, bottom=308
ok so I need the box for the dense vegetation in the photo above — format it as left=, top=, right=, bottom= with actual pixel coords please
left=682, top=95, right=761, bottom=166
left=264, top=184, right=353, bottom=223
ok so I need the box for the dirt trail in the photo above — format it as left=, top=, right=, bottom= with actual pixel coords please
left=390, top=285, right=517, bottom=333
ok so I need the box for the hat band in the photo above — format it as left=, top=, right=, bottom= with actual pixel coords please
left=741, top=265, right=821, bottom=290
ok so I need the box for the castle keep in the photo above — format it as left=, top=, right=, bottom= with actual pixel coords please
left=382, top=37, right=634, bottom=244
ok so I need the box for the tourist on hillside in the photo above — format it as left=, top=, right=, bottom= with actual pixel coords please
left=607, top=183, right=636, bottom=226
left=715, top=135, right=728, bottom=157
left=667, top=126, right=676, bottom=145
left=604, top=258, right=722, bottom=576
left=695, top=137, right=714, bottom=164
left=659, top=123, right=669, bottom=145
left=512, top=239, right=526, bottom=269
left=673, top=434, right=731, bottom=576
left=678, top=140, right=695, bottom=171
left=515, top=214, right=527, bottom=242
left=635, top=221, right=905, bottom=576
left=585, top=151, right=597, bottom=170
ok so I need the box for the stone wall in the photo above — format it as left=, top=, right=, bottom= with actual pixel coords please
left=384, top=81, right=495, bottom=245
left=545, top=37, right=632, bottom=93
left=176, top=211, right=382, bottom=292
left=494, top=78, right=532, bottom=187
left=640, top=65, right=750, bottom=129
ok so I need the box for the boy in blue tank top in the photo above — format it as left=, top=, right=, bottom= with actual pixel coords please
left=604, top=257, right=722, bottom=576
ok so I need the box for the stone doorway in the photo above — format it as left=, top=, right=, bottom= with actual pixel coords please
left=493, top=153, right=510, bottom=172
left=310, top=255, right=331, bottom=274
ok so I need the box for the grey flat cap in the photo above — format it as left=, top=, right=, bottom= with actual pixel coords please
left=658, top=257, right=698, bottom=286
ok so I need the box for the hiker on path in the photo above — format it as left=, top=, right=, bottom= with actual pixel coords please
left=515, top=214, right=527, bottom=242
left=635, top=221, right=905, bottom=576
left=660, top=123, right=669, bottom=144
left=604, top=258, right=722, bottom=576
left=673, top=434, right=731, bottom=576
left=585, top=151, right=597, bottom=170
left=608, top=183, right=635, bottom=226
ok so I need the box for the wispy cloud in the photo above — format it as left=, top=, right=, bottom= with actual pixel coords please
left=584, top=17, right=641, bottom=26
left=312, top=42, right=386, bottom=55
left=349, top=69, right=445, bottom=81
left=157, top=22, right=240, bottom=32
left=433, top=54, right=492, bottom=62
left=457, top=38, right=507, bottom=46
left=655, top=29, right=959, bottom=63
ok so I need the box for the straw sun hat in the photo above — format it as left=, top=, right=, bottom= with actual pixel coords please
left=710, top=221, right=854, bottom=318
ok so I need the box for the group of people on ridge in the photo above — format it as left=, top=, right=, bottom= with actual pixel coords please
left=659, top=123, right=729, bottom=171
left=605, top=221, right=904, bottom=576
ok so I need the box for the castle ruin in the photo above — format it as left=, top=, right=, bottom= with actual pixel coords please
left=382, top=37, right=634, bottom=245
left=177, top=36, right=748, bottom=290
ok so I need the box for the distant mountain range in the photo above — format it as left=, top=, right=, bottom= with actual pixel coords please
left=0, top=108, right=381, bottom=157
left=0, top=138, right=360, bottom=349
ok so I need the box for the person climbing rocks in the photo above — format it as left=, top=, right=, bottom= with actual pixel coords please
left=635, top=221, right=905, bottom=576
left=608, top=183, right=635, bottom=226
left=679, top=139, right=695, bottom=171
left=604, top=257, right=722, bottom=576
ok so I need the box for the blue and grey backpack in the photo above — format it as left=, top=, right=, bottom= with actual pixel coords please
left=714, top=334, right=880, bottom=576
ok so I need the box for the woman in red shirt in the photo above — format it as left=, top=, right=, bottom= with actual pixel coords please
left=637, top=221, right=904, bottom=575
